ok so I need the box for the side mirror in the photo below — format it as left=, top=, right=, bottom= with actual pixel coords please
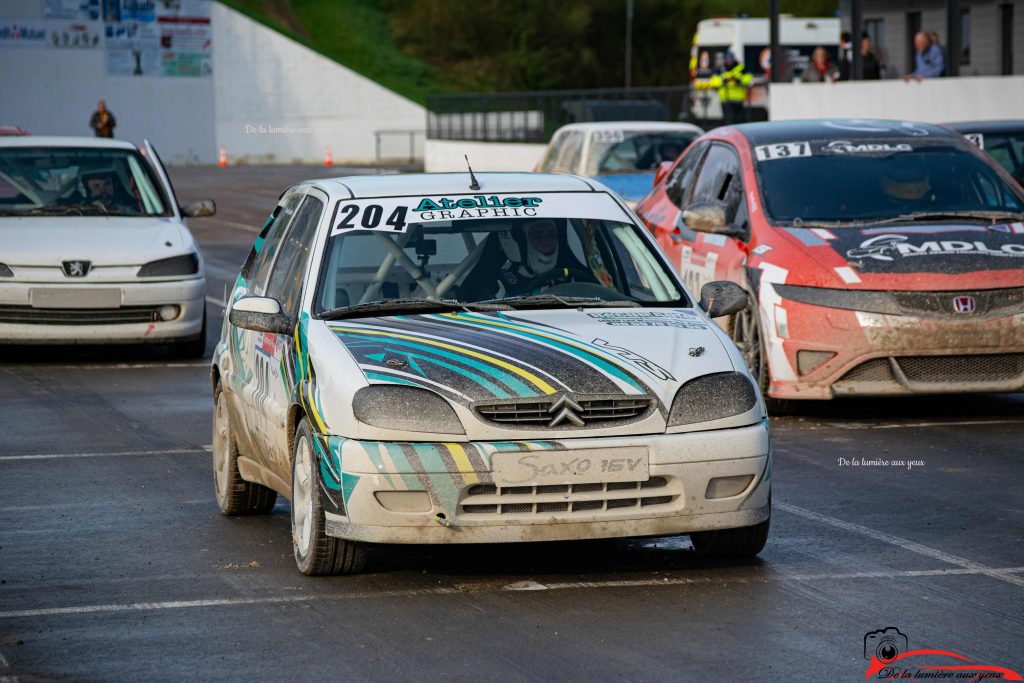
left=699, top=281, right=748, bottom=318
left=229, top=296, right=293, bottom=334
left=181, top=199, right=216, bottom=218
left=682, top=201, right=744, bottom=238
left=653, top=161, right=673, bottom=188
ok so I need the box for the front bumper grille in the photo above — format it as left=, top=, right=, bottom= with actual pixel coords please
left=474, top=395, right=656, bottom=429
left=834, top=353, right=1024, bottom=390
left=0, top=305, right=161, bottom=325
left=459, top=476, right=679, bottom=517
left=775, top=284, right=1024, bottom=320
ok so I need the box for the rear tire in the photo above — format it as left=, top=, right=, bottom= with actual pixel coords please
left=690, top=517, right=770, bottom=559
left=729, top=301, right=795, bottom=415
left=291, top=418, right=367, bottom=576
left=212, top=386, right=277, bottom=515
left=169, top=305, right=207, bottom=359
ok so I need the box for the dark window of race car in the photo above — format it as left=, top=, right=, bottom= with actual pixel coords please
left=752, top=140, right=1024, bottom=223
left=0, top=147, right=171, bottom=217
left=586, top=130, right=702, bottom=175
left=245, top=193, right=302, bottom=293
left=266, top=195, right=323, bottom=319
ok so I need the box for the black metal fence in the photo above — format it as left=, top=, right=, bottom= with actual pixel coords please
left=427, top=86, right=709, bottom=143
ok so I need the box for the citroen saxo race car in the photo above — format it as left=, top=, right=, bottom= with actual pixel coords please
left=211, top=172, right=772, bottom=575
left=636, top=119, right=1024, bottom=410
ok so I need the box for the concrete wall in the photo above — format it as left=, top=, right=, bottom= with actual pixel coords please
left=425, top=139, right=548, bottom=173
left=0, top=0, right=215, bottom=164
left=211, top=4, right=424, bottom=165
left=770, top=75, right=1024, bottom=123
left=1, top=1, right=425, bottom=165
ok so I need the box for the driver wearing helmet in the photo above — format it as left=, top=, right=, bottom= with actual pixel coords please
left=460, top=218, right=591, bottom=300
left=879, top=157, right=935, bottom=208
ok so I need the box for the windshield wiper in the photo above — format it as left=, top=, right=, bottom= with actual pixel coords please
left=868, top=210, right=1024, bottom=226
left=319, top=298, right=512, bottom=321
left=483, top=294, right=641, bottom=309
left=25, top=205, right=139, bottom=217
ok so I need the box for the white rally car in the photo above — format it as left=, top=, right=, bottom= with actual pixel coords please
left=212, top=172, right=771, bottom=575
left=0, top=136, right=211, bottom=355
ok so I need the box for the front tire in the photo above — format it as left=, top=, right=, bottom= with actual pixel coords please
left=212, top=386, right=277, bottom=515
left=690, top=517, right=770, bottom=559
left=291, top=418, right=367, bottom=576
left=729, top=301, right=794, bottom=415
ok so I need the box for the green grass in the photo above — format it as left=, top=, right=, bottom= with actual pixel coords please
left=218, top=0, right=442, bottom=104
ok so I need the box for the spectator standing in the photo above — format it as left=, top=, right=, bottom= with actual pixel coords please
left=802, top=47, right=839, bottom=82
left=904, top=32, right=945, bottom=80
left=861, top=32, right=881, bottom=79
left=837, top=31, right=853, bottom=80
left=89, top=100, right=116, bottom=138
left=703, top=51, right=753, bottom=125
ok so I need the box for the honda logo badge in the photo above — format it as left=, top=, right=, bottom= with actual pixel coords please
left=62, top=260, right=91, bottom=277
left=952, top=295, right=975, bottom=314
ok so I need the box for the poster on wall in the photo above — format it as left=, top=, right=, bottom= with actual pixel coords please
left=101, top=0, right=211, bottom=77
left=47, top=20, right=103, bottom=49
left=157, top=0, right=211, bottom=77
left=44, top=0, right=101, bottom=21
left=0, top=21, right=48, bottom=48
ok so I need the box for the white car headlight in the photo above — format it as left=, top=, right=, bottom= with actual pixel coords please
left=667, top=372, right=758, bottom=427
left=137, top=253, right=199, bottom=277
left=352, top=385, right=465, bottom=434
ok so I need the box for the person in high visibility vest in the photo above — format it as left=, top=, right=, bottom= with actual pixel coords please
left=705, top=51, right=753, bottom=125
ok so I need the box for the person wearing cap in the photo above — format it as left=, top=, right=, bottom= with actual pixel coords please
left=702, top=51, right=753, bottom=125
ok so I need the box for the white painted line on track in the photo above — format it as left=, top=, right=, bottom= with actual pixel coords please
left=0, top=446, right=211, bottom=462
left=204, top=217, right=259, bottom=233
left=2, top=565, right=1023, bottom=619
left=777, top=502, right=1024, bottom=588
left=16, top=361, right=210, bottom=370
left=783, top=418, right=1024, bottom=431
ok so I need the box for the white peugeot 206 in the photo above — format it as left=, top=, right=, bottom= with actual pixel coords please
left=0, top=136, right=212, bottom=355
left=212, top=171, right=771, bottom=575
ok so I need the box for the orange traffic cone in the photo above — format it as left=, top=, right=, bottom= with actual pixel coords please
left=323, top=145, right=333, bottom=167
left=218, top=147, right=228, bottom=168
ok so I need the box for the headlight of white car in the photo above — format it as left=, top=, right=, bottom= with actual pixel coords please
left=137, top=253, right=199, bottom=277
left=667, top=372, right=758, bottom=427
left=0, top=262, right=12, bottom=277
left=352, top=385, right=465, bottom=435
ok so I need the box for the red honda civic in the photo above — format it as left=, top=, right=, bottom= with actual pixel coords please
left=634, top=119, right=1024, bottom=411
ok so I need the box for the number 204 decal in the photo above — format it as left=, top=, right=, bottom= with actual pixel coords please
left=753, top=142, right=811, bottom=161
left=332, top=202, right=410, bottom=234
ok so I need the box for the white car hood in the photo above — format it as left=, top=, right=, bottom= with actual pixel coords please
left=0, top=216, right=187, bottom=267
left=324, top=307, right=737, bottom=409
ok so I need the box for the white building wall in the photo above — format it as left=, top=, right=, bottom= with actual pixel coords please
left=770, top=76, right=1024, bottom=123
left=424, top=140, right=547, bottom=173
left=0, top=0, right=215, bottom=164
left=211, top=3, right=424, bottom=165
left=0, top=1, right=426, bottom=165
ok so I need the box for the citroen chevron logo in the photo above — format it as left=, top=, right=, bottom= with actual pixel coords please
left=547, top=394, right=585, bottom=428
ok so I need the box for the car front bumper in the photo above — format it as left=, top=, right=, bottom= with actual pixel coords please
left=765, top=300, right=1024, bottom=399
left=317, top=421, right=771, bottom=545
left=0, top=277, right=205, bottom=344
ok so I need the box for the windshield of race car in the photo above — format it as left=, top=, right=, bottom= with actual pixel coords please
left=314, top=194, right=685, bottom=315
left=587, top=131, right=699, bottom=176
left=754, top=139, right=1024, bottom=223
left=0, top=147, right=170, bottom=217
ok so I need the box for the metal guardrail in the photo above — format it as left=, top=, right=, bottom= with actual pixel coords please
left=426, top=87, right=704, bottom=143
left=374, top=129, right=425, bottom=162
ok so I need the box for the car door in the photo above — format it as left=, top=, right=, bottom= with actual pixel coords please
left=227, top=192, right=303, bottom=463
left=251, top=191, right=326, bottom=474
left=676, top=142, right=750, bottom=300
left=143, top=139, right=181, bottom=220
left=647, top=140, right=709, bottom=270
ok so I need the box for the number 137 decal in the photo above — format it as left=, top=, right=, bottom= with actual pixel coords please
left=753, top=142, right=811, bottom=161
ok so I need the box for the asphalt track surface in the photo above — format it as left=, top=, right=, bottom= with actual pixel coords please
left=1, top=166, right=1022, bottom=682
